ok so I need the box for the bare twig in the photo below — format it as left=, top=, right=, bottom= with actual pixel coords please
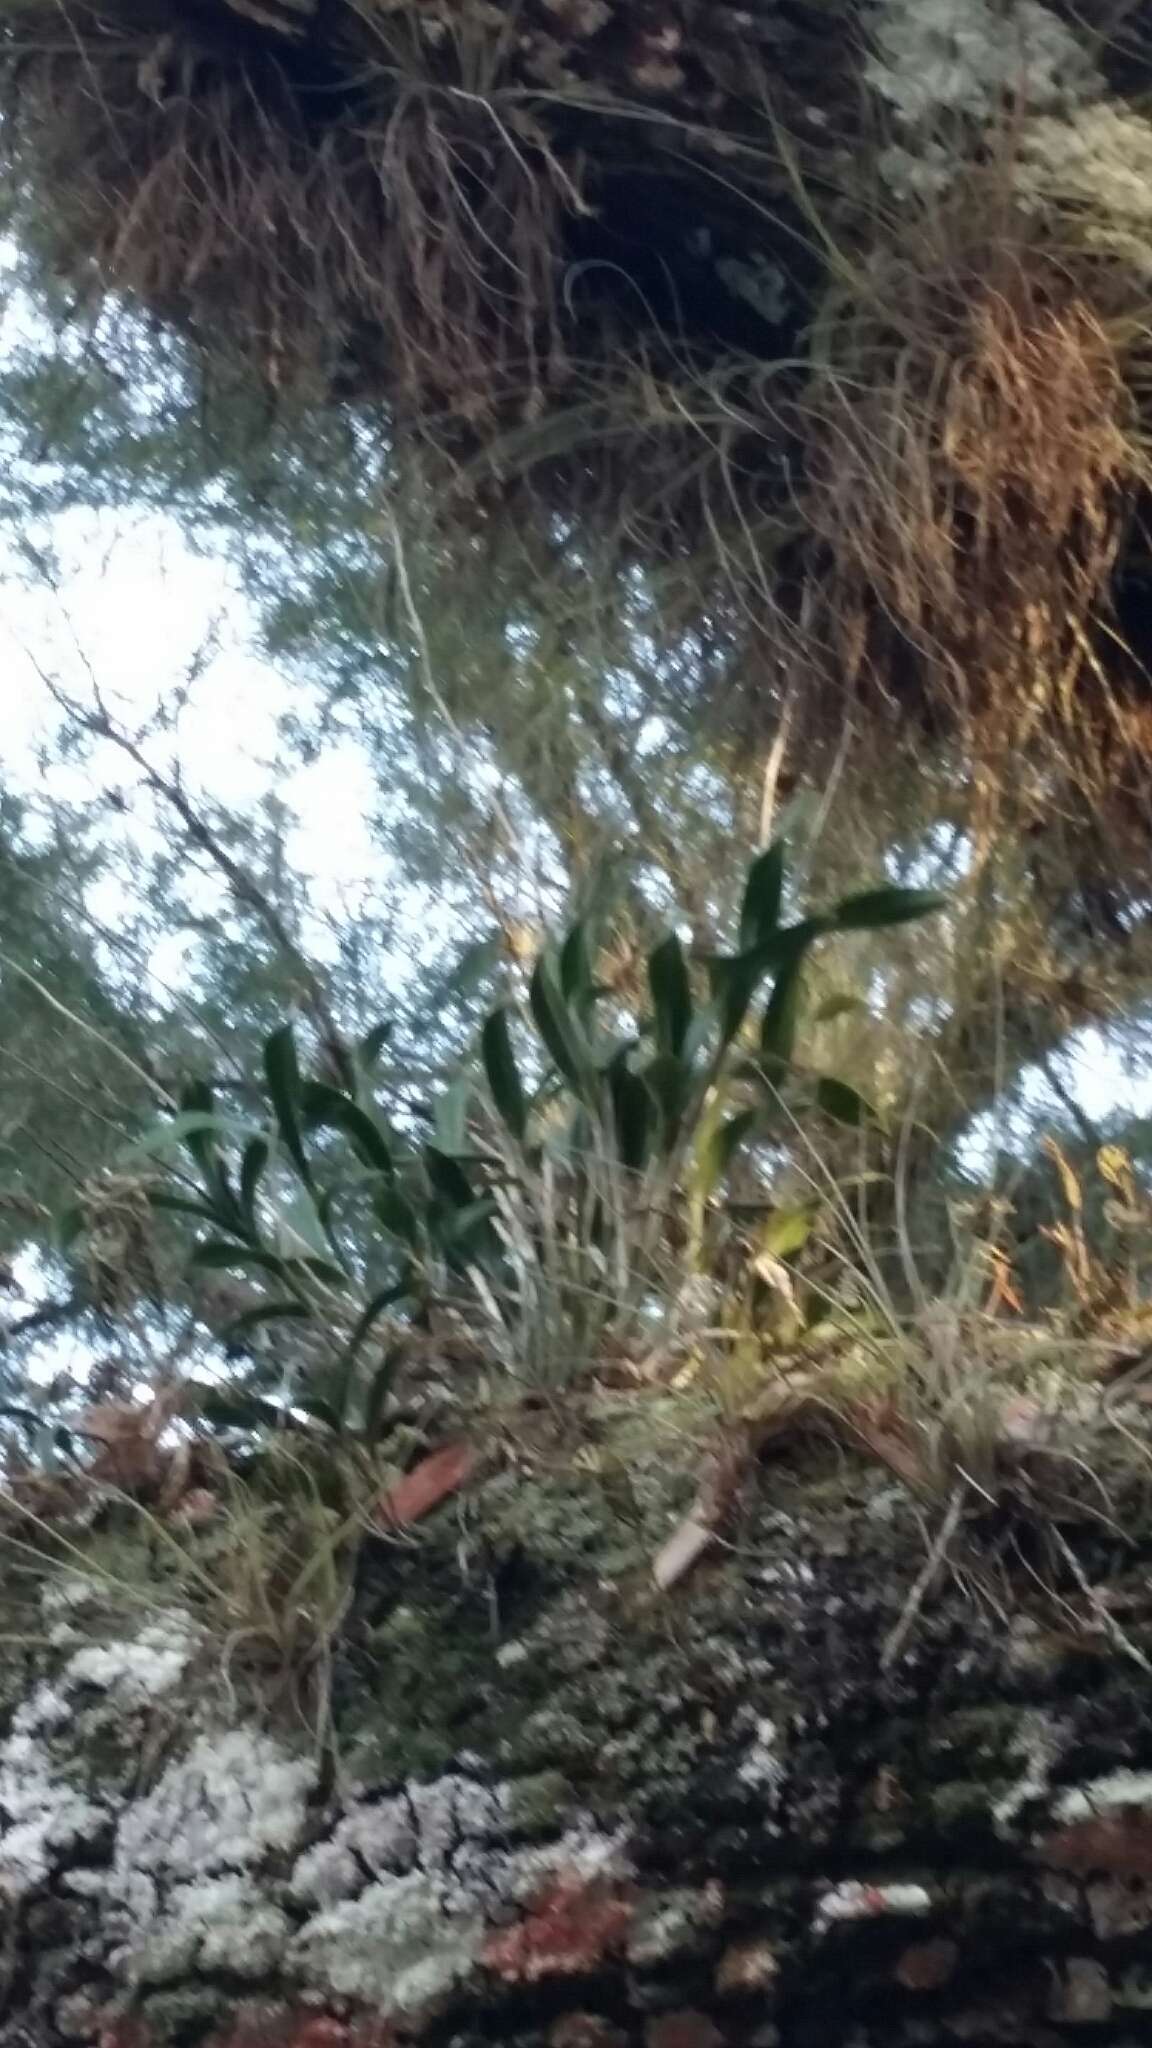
left=881, top=1482, right=966, bottom=1669
left=46, top=675, right=352, bottom=1080
left=1, top=1294, right=89, bottom=1348
left=1049, top=1523, right=1152, bottom=1674
left=0, top=952, right=175, bottom=1110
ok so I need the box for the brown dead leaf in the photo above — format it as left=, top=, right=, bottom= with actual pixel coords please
left=72, top=1378, right=188, bottom=1496
left=168, top=1486, right=219, bottom=1529
left=376, top=1441, right=477, bottom=1529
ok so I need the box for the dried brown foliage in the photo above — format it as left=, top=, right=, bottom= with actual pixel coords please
left=789, top=181, right=1152, bottom=857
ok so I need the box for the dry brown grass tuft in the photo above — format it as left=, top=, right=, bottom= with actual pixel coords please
left=0, top=0, right=825, bottom=420
left=3, top=0, right=581, bottom=415
left=792, top=179, right=1152, bottom=853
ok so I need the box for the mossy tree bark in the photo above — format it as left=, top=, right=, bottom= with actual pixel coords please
left=5, top=1451, right=1152, bottom=2048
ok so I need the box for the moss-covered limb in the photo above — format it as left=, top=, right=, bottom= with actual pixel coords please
left=5, top=1439, right=1152, bottom=2046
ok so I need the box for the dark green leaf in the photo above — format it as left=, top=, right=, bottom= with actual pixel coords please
left=49, top=1423, right=80, bottom=1470
left=186, top=1384, right=296, bottom=1435
left=167, top=1089, right=245, bottom=1236
left=294, top=1394, right=342, bottom=1434
left=813, top=1076, right=876, bottom=1126
left=759, top=946, right=807, bottom=1071
left=239, top=1137, right=270, bottom=1234
left=145, top=1191, right=224, bottom=1227
left=123, top=1107, right=246, bottom=1157
left=315, top=1183, right=347, bottom=1238
left=559, top=921, right=596, bottom=1019
left=739, top=840, right=787, bottom=950
left=481, top=1006, right=528, bottom=1140
left=300, top=1081, right=395, bottom=1175
left=641, top=1052, right=693, bottom=1153
left=529, top=951, right=591, bottom=1092
left=0, top=1403, right=50, bottom=1436
left=358, top=1020, right=393, bottom=1071
left=830, top=887, right=946, bottom=931
left=696, top=1107, right=760, bottom=1198
left=55, top=1203, right=84, bottom=1251
left=593, top=1029, right=640, bottom=1074
left=424, top=1146, right=476, bottom=1212
left=263, top=1022, right=313, bottom=1191
left=275, top=1186, right=339, bottom=1264
left=710, top=920, right=825, bottom=1051
left=190, top=1241, right=290, bottom=1280
left=294, top=1252, right=351, bottom=1284
left=363, top=1346, right=405, bottom=1447
left=647, top=932, right=693, bottom=1060
left=220, top=1300, right=311, bottom=1345
left=435, top=933, right=503, bottom=1010
left=331, top=1281, right=408, bottom=1413
left=372, top=1183, right=423, bottom=1248
left=121, top=1113, right=255, bottom=1240
left=682, top=1002, right=720, bottom=1069
left=606, top=1049, right=652, bottom=1173
left=175, top=1080, right=219, bottom=1182
left=434, top=1073, right=472, bottom=1158
left=438, top=1194, right=499, bottom=1255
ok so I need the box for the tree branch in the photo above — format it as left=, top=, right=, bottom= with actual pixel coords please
left=1, top=1294, right=88, bottom=1348
left=52, top=683, right=354, bottom=1085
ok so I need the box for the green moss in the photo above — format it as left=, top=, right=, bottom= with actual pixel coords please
left=929, top=1706, right=1033, bottom=1774
left=339, top=1570, right=515, bottom=1778
left=138, top=1985, right=232, bottom=2042
left=473, top=1409, right=701, bottom=1577
left=507, top=1704, right=604, bottom=1775
left=504, top=1769, right=575, bottom=1835
left=332, top=1411, right=706, bottom=1778
left=491, top=1477, right=655, bottom=1574
left=929, top=1779, right=1008, bottom=1829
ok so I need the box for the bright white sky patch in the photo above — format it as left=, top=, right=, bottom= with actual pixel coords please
left=1, top=503, right=389, bottom=999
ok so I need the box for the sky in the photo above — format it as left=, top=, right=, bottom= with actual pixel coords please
left=1, top=504, right=381, bottom=920
left=0, top=504, right=390, bottom=1378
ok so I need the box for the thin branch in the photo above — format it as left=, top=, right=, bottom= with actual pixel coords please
left=0, top=951, right=174, bottom=1110
left=48, top=677, right=352, bottom=1080
left=580, top=699, right=718, bottom=949
left=1039, top=1054, right=1102, bottom=1153
left=881, top=1483, right=966, bottom=1669
left=1049, top=1523, right=1152, bottom=1673
left=1, top=1293, right=88, bottom=1348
